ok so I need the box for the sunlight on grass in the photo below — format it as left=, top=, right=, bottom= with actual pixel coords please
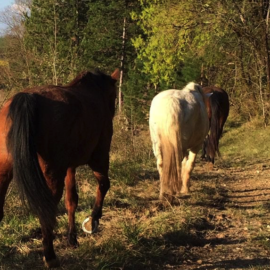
left=217, top=112, right=270, bottom=168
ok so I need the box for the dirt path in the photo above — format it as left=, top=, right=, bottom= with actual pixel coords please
left=180, top=162, right=270, bottom=270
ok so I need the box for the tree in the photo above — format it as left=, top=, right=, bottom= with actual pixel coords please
left=24, top=0, right=89, bottom=85
left=0, top=0, right=33, bottom=91
left=82, top=0, right=141, bottom=115
left=132, top=0, right=270, bottom=122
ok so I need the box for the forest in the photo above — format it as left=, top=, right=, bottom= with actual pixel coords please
left=0, top=0, right=270, bottom=125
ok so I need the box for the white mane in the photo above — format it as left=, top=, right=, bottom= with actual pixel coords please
left=183, top=82, right=203, bottom=94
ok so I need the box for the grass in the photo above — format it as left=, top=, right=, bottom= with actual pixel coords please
left=217, top=111, right=270, bottom=168
left=1, top=112, right=270, bottom=269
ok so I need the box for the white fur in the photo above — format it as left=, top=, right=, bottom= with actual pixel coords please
left=149, top=82, right=209, bottom=200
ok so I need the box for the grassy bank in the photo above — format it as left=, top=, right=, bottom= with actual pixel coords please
left=217, top=112, right=270, bottom=168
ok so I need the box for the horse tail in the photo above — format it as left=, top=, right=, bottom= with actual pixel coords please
left=159, top=113, right=182, bottom=199
left=207, top=94, right=222, bottom=162
left=6, top=92, right=56, bottom=230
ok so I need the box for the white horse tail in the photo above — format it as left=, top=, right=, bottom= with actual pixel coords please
left=159, top=113, right=182, bottom=200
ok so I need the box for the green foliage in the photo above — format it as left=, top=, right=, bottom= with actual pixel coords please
left=122, top=220, right=143, bottom=245
left=174, top=56, right=202, bottom=89
left=122, top=60, right=155, bottom=125
left=2, top=0, right=270, bottom=123
left=24, top=0, right=89, bottom=85
left=131, top=0, right=270, bottom=121
left=132, top=0, right=215, bottom=86
left=81, top=0, right=125, bottom=72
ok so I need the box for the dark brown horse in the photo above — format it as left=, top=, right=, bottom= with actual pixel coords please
left=201, top=86, right=230, bottom=164
left=0, top=69, right=119, bottom=267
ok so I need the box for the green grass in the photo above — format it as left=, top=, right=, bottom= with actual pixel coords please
left=217, top=112, right=270, bottom=168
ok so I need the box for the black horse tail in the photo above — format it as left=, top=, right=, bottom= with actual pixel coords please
left=6, top=92, right=56, bottom=230
left=206, top=93, right=222, bottom=163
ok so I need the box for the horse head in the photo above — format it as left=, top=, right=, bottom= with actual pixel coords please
left=69, top=69, right=119, bottom=117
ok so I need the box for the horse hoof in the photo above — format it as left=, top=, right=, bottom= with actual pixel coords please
left=43, top=256, right=60, bottom=268
left=82, top=217, right=99, bottom=234
left=68, top=234, right=78, bottom=247
left=179, top=193, right=191, bottom=198
left=159, top=193, right=174, bottom=203
left=180, top=187, right=190, bottom=194
left=205, top=162, right=214, bottom=171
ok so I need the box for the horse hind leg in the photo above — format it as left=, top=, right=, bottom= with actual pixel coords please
left=201, top=136, right=208, bottom=160
left=41, top=223, right=59, bottom=268
left=81, top=150, right=111, bottom=235
left=82, top=170, right=110, bottom=234
left=40, top=166, right=66, bottom=268
left=152, top=142, right=164, bottom=198
left=65, top=167, right=78, bottom=247
left=181, top=151, right=197, bottom=194
left=155, top=143, right=163, bottom=178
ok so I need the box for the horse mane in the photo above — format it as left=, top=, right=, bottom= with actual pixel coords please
left=65, top=69, right=117, bottom=118
left=183, top=82, right=204, bottom=95
left=66, top=70, right=111, bottom=88
left=66, top=71, right=89, bottom=87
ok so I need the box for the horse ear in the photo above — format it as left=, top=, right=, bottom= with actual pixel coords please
left=111, top=69, right=120, bottom=81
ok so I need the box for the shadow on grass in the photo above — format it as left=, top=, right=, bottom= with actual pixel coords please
left=0, top=229, right=250, bottom=270
left=110, top=164, right=159, bottom=187
left=0, top=248, right=44, bottom=269
left=0, top=211, right=251, bottom=270
left=195, top=258, right=270, bottom=269
left=215, top=157, right=270, bottom=170
left=192, top=172, right=220, bottom=183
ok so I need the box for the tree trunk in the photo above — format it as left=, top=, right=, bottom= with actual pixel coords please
left=118, top=16, right=126, bottom=113
left=264, top=0, right=270, bottom=94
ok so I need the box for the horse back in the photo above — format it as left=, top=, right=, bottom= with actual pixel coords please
left=150, top=89, right=209, bottom=150
left=4, top=86, right=112, bottom=168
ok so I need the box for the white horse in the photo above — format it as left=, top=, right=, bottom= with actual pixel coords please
left=149, top=82, right=210, bottom=201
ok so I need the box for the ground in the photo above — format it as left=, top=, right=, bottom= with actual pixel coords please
left=1, top=119, right=270, bottom=269
left=71, top=156, right=270, bottom=270
left=174, top=160, right=270, bottom=270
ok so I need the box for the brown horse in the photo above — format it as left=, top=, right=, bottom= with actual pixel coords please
left=0, top=69, right=119, bottom=267
left=201, top=86, right=230, bottom=164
